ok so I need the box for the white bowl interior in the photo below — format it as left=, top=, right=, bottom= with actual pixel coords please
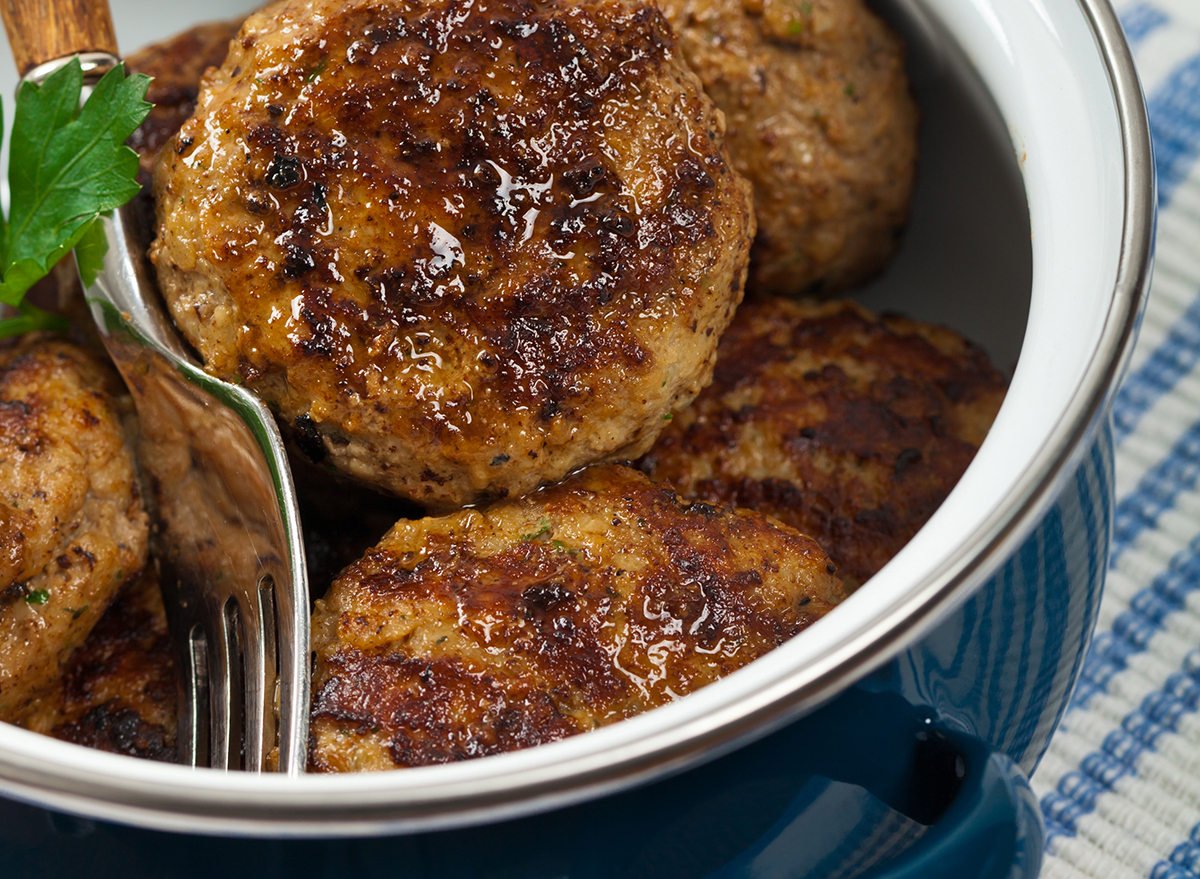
left=0, top=0, right=1130, bottom=831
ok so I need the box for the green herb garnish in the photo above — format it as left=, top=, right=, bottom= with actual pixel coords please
left=0, top=59, right=151, bottom=338
left=305, top=58, right=328, bottom=83
left=522, top=518, right=552, bottom=541
left=24, top=589, right=49, bottom=605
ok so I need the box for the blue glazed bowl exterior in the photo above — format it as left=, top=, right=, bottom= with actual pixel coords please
left=895, top=425, right=1112, bottom=777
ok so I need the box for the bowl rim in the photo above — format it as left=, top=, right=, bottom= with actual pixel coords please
left=0, top=0, right=1155, bottom=835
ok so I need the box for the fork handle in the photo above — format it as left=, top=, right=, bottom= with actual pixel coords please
left=2, top=0, right=118, bottom=75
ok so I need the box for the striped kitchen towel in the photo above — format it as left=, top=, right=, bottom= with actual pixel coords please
left=1032, top=3, right=1200, bottom=877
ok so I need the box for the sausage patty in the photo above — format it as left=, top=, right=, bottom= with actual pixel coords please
left=152, top=0, right=755, bottom=510
left=659, top=0, right=917, bottom=295
left=309, top=463, right=843, bottom=771
left=0, top=339, right=149, bottom=722
left=23, top=567, right=177, bottom=762
left=637, top=298, right=1006, bottom=588
left=127, top=19, right=245, bottom=179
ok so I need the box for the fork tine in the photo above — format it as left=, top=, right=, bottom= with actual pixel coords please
left=209, top=601, right=238, bottom=771
left=159, top=574, right=212, bottom=770
left=240, top=580, right=278, bottom=772
left=175, top=624, right=207, bottom=769
left=271, top=562, right=309, bottom=775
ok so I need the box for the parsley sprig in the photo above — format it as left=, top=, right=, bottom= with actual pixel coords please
left=0, top=59, right=151, bottom=338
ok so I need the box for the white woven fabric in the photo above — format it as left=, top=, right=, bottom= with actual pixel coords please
left=1032, top=4, right=1200, bottom=877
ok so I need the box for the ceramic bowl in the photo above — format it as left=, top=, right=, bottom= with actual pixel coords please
left=0, top=0, right=1153, bottom=875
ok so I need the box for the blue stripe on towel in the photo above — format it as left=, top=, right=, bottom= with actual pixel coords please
left=1043, top=649, right=1200, bottom=843
left=1149, top=54, right=1200, bottom=208
left=1120, top=3, right=1170, bottom=47
left=1112, top=294, right=1200, bottom=446
left=1152, top=827, right=1200, bottom=879
left=1071, top=525, right=1200, bottom=711
left=1111, top=414, right=1200, bottom=567
left=1062, top=412, right=1200, bottom=716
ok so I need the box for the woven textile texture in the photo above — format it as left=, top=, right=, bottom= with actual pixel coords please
left=1032, top=2, right=1200, bottom=877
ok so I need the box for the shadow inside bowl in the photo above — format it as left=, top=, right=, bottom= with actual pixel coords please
left=862, top=0, right=1032, bottom=377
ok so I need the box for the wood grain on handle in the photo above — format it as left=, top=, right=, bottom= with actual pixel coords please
left=2, top=0, right=118, bottom=76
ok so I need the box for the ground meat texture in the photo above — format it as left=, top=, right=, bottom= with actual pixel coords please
left=309, top=464, right=843, bottom=771
left=637, top=298, right=1006, bottom=589
left=152, top=0, right=756, bottom=511
left=0, top=339, right=149, bottom=723
left=23, top=568, right=177, bottom=762
left=658, top=0, right=917, bottom=296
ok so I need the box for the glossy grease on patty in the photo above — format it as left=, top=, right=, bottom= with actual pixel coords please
left=152, top=0, right=755, bottom=509
left=127, top=19, right=246, bottom=179
left=309, top=464, right=843, bottom=771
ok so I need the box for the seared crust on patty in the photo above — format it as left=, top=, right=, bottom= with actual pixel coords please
left=637, top=299, right=1006, bottom=588
left=152, top=0, right=755, bottom=510
left=24, top=568, right=177, bottom=762
left=659, top=0, right=917, bottom=295
left=309, top=464, right=843, bottom=771
left=0, top=339, right=149, bottom=722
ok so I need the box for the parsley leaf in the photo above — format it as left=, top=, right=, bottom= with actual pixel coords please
left=0, top=59, right=150, bottom=336
left=0, top=300, right=68, bottom=336
left=522, top=518, right=552, bottom=541
left=74, top=217, right=110, bottom=287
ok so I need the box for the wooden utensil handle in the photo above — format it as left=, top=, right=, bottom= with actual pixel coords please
left=2, top=0, right=118, bottom=76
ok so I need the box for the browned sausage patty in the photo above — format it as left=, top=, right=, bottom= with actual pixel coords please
left=658, top=0, right=917, bottom=295
left=309, top=463, right=843, bottom=771
left=637, top=299, right=1006, bottom=589
left=152, top=0, right=755, bottom=510
left=0, top=339, right=149, bottom=723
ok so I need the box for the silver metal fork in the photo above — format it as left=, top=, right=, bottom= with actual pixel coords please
left=2, top=6, right=310, bottom=774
